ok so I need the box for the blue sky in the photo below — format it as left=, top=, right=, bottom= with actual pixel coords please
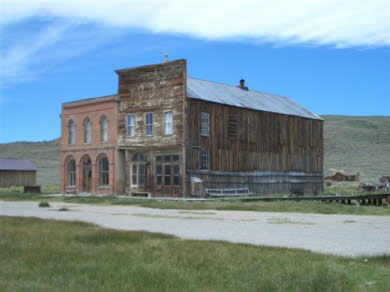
left=1, top=0, right=389, bottom=142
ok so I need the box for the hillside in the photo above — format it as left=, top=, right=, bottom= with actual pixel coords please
left=322, top=115, right=390, bottom=182
left=0, top=116, right=389, bottom=185
left=0, top=139, right=60, bottom=185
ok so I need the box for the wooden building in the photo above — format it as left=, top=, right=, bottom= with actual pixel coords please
left=0, top=158, right=37, bottom=187
left=325, top=171, right=360, bottom=182
left=60, top=59, right=323, bottom=196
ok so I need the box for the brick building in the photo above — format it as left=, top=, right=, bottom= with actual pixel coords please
left=59, top=95, right=119, bottom=194
left=60, top=59, right=323, bottom=196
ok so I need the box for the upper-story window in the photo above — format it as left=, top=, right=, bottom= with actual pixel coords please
left=127, top=114, right=135, bottom=137
left=84, top=118, right=91, bottom=144
left=164, top=111, right=173, bottom=135
left=101, top=115, right=108, bottom=142
left=200, top=112, right=210, bottom=136
left=68, top=119, right=75, bottom=145
left=145, top=113, right=153, bottom=136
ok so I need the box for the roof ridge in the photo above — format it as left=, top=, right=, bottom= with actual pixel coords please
left=187, top=76, right=288, bottom=99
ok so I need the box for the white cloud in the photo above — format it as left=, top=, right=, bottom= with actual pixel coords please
left=1, top=0, right=389, bottom=47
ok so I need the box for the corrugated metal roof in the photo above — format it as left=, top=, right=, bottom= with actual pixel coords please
left=0, top=158, right=37, bottom=171
left=187, top=77, right=322, bottom=120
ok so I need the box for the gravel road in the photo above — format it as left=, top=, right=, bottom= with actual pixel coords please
left=1, top=201, right=389, bottom=257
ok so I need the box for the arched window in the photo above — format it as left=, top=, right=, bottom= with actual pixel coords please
left=99, top=155, right=109, bottom=186
left=68, top=119, right=75, bottom=145
left=67, top=158, right=76, bottom=186
left=101, top=115, right=108, bottom=142
left=84, top=118, right=90, bottom=144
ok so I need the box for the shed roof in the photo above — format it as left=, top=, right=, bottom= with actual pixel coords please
left=187, top=77, right=322, bottom=120
left=0, top=158, right=37, bottom=171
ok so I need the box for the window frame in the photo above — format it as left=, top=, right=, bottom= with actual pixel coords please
left=200, top=112, right=210, bottom=137
left=164, top=110, right=173, bottom=136
left=200, top=149, right=209, bottom=170
left=84, top=118, right=91, bottom=144
left=127, top=114, right=135, bottom=137
left=67, top=158, right=76, bottom=187
left=68, top=119, right=75, bottom=145
left=101, top=115, right=108, bottom=142
left=145, top=113, right=153, bottom=136
left=99, top=156, right=109, bottom=187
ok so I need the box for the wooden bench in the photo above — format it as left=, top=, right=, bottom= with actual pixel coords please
left=205, top=188, right=253, bottom=197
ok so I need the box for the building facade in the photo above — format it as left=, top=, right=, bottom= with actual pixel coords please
left=60, top=59, right=323, bottom=196
left=59, top=95, right=119, bottom=194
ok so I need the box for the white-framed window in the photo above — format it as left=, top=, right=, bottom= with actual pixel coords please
left=201, top=150, right=209, bottom=170
left=145, top=113, right=153, bottom=136
left=84, top=118, right=91, bottom=144
left=127, top=114, right=135, bottom=137
left=68, top=119, right=75, bottom=145
left=164, top=111, right=173, bottom=135
left=67, top=158, right=76, bottom=186
left=131, top=153, right=146, bottom=187
left=101, top=115, right=108, bottom=142
left=201, top=112, right=209, bottom=136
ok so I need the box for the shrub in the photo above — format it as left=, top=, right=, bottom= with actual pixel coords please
left=58, top=207, right=69, bottom=211
left=38, top=201, right=50, bottom=208
left=325, top=181, right=332, bottom=187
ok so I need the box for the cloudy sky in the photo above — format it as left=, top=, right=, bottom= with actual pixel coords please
left=1, top=0, right=389, bottom=142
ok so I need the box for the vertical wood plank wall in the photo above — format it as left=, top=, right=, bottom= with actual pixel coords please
left=186, top=99, right=323, bottom=195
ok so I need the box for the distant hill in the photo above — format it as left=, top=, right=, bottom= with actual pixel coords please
left=322, top=115, right=390, bottom=182
left=0, top=116, right=389, bottom=185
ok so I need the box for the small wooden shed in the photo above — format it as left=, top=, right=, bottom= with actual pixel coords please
left=0, top=158, right=37, bottom=187
left=325, top=171, right=360, bottom=182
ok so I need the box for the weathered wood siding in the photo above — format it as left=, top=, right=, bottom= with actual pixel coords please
left=116, top=60, right=187, bottom=196
left=186, top=98, right=323, bottom=195
left=0, top=170, right=36, bottom=187
left=117, top=60, right=186, bottom=148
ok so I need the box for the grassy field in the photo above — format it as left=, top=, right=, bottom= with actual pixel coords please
left=1, top=216, right=389, bottom=291
left=1, top=186, right=389, bottom=216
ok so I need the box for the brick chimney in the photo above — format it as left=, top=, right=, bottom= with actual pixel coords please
left=238, top=79, right=248, bottom=91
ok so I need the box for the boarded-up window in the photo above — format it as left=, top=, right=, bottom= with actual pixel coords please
left=200, top=112, right=209, bottom=136
left=228, top=112, right=239, bottom=138
left=164, top=111, right=173, bottom=135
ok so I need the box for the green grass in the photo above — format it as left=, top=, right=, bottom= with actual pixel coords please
left=267, top=218, right=315, bottom=225
left=1, top=189, right=389, bottom=216
left=38, top=201, right=50, bottom=208
left=0, top=216, right=389, bottom=291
